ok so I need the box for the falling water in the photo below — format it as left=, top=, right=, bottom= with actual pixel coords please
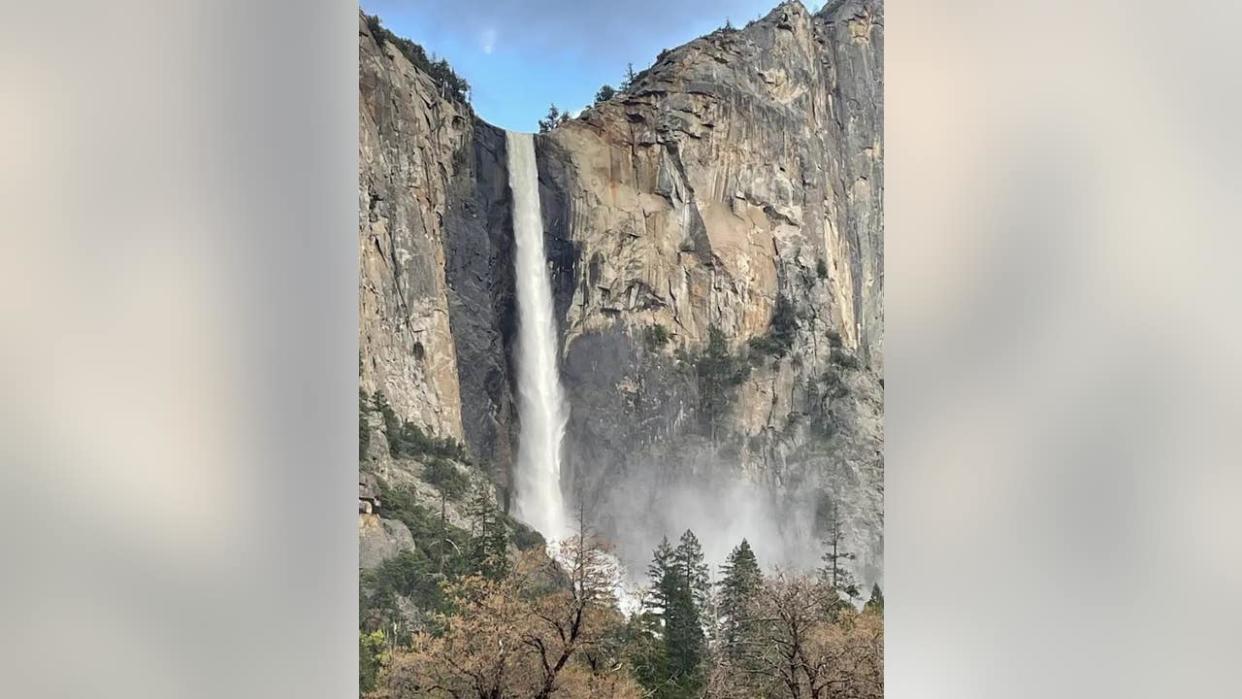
left=507, top=131, right=570, bottom=543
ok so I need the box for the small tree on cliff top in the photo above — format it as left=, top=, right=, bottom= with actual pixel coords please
left=538, top=103, right=571, bottom=133
left=595, top=84, right=617, bottom=104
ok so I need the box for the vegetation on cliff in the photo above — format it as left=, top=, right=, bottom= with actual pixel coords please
left=367, top=391, right=470, bottom=464
left=363, top=14, right=470, bottom=103
left=679, top=326, right=750, bottom=441
left=748, top=294, right=801, bottom=359
left=538, top=104, right=572, bottom=133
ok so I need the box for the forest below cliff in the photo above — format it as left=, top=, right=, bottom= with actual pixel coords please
left=361, top=510, right=882, bottom=698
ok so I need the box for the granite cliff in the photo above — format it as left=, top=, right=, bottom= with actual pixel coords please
left=358, top=0, right=884, bottom=588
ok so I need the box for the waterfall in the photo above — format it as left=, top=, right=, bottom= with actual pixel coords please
left=505, top=133, right=639, bottom=615
left=506, top=131, right=569, bottom=543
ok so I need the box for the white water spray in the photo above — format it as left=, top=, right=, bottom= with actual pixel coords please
left=507, top=131, right=570, bottom=543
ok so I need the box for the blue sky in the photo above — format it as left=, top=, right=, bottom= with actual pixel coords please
left=361, top=0, right=826, bottom=132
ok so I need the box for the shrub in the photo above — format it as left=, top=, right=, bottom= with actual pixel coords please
left=691, top=325, right=750, bottom=438
left=749, top=294, right=799, bottom=358
left=505, top=517, right=546, bottom=551
left=816, top=258, right=828, bottom=279
left=359, top=630, right=387, bottom=694
left=770, top=294, right=798, bottom=349
left=821, top=370, right=848, bottom=399
left=360, top=480, right=476, bottom=635
left=830, top=347, right=861, bottom=370
left=642, top=324, right=671, bottom=351
left=423, top=457, right=471, bottom=501
left=373, top=391, right=470, bottom=462
left=594, top=84, right=617, bottom=104
left=811, top=415, right=839, bottom=440
left=364, top=550, right=447, bottom=620
left=359, top=389, right=372, bottom=462
left=747, top=334, right=784, bottom=358
left=371, top=481, right=474, bottom=575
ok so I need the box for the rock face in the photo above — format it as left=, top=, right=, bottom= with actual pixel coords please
left=359, top=21, right=470, bottom=441
left=359, top=513, right=415, bottom=571
left=358, top=0, right=884, bottom=586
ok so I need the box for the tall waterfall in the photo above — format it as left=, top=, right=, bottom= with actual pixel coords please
left=506, top=131, right=569, bottom=543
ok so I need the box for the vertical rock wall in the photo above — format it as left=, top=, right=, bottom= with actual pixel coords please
left=534, top=0, right=884, bottom=584
left=359, top=18, right=470, bottom=440
left=358, top=0, right=884, bottom=585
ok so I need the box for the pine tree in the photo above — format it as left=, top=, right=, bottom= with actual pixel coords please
left=673, top=530, right=711, bottom=609
left=865, top=583, right=884, bottom=614
left=818, top=496, right=860, bottom=601
left=358, top=389, right=372, bottom=462
left=645, top=536, right=675, bottom=617
left=629, top=541, right=667, bottom=697
left=640, top=533, right=708, bottom=698
left=620, top=62, right=637, bottom=91
left=466, top=485, right=509, bottom=580
left=594, top=84, right=616, bottom=104
left=770, top=293, right=799, bottom=355
left=538, top=104, right=562, bottom=133
left=693, top=325, right=750, bottom=441
left=663, top=530, right=708, bottom=696
left=637, top=537, right=677, bottom=698
left=718, top=539, right=762, bottom=656
left=662, top=576, right=705, bottom=697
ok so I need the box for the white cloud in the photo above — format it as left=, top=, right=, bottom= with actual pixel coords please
left=479, top=27, right=497, bottom=54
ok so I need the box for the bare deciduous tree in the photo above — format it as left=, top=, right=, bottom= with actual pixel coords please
left=706, top=571, right=883, bottom=699
left=374, top=525, right=641, bottom=699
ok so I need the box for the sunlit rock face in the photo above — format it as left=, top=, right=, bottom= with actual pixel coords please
left=358, top=0, right=884, bottom=587
left=358, top=17, right=471, bottom=442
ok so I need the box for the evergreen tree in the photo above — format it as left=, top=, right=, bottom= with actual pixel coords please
left=639, top=533, right=708, bottom=698
left=718, top=539, right=762, bottom=656
left=693, top=325, right=750, bottom=440
left=673, top=530, right=711, bottom=609
left=664, top=530, right=708, bottom=696
left=818, top=496, right=860, bottom=602
left=538, top=104, right=562, bottom=133
left=637, top=537, right=677, bottom=698
left=662, top=574, right=705, bottom=697
left=358, top=389, right=372, bottom=462
left=865, top=583, right=884, bottom=614
left=620, top=62, right=637, bottom=91
left=645, top=536, right=675, bottom=617
left=466, top=484, right=509, bottom=580
left=770, top=293, right=799, bottom=355
left=594, top=84, right=617, bottom=104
